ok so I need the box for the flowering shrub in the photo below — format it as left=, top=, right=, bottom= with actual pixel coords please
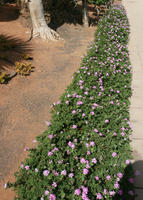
left=7, top=5, right=135, bottom=200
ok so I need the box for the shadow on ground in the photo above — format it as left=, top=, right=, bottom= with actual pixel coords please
left=0, top=34, right=32, bottom=74
left=113, top=160, right=143, bottom=200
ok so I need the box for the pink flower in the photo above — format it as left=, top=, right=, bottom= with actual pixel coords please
left=33, top=139, right=37, bottom=143
left=96, top=193, right=102, bottom=199
left=49, top=134, right=53, bottom=139
left=95, top=176, right=99, bottom=180
left=113, top=132, right=117, bottom=136
left=81, top=186, right=88, bottom=194
left=77, top=101, right=83, bottom=105
left=73, top=125, right=77, bottom=129
left=25, top=165, right=30, bottom=170
left=82, top=113, right=86, bottom=117
left=104, top=189, right=107, bottom=194
left=4, top=183, right=7, bottom=189
left=48, top=151, right=53, bottom=156
left=117, top=172, right=123, bottom=178
left=114, top=183, right=120, bottom=188
left=92, top=158, right=97, bottom=164
left=125, top=160, right=130, bottom=165
left=61, top=170, right=67, bottom=175
left=112, top=152, right=117, bottom=157
left=72, top=110, right=76, bottom=114
left=91, top=111, right=95, bottom=115
left=90, top=141, right=95, bottom=147
left=83, top=168, right=89, bottom=175
left=52, top=182, right=57, bottom=188
left=94, top=128, right=98, bottom=133
left=75, top=189, right=81, bottom=196
left=80, top=158, right=86, bottom=164
left=45, top=190, right=49, bottom=196
left=109, top=191, right=115, bottom=196
left=106, top=175, right=111, bottom=180
left=45, top=121, right=51, bottom=126
left=66, top=101, right=69, bottom=105
left=69, top=173, right=74, bottom=178
left=43, top=170, right=49, bottom=176
left=105, top=119, right=109, bottom=123
left=49, top=194, right=56, bottom=200
left=87, top=150, right=91, bottom=155
left=110, top=101, right=114, bottom=104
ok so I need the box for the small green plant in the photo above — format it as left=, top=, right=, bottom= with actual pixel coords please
left=0, top=72, right=9, bottom=84
left=15, top=62, right=32, bottom=76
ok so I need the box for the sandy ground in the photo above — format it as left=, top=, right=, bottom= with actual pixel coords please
left=0, top=4, right=95, bottom=199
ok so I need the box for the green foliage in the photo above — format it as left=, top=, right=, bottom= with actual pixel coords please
left=88, top=0, right=113, bottom=6
left=7, top=5, right=135, bottom=200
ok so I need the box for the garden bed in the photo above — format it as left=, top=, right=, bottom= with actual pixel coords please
left=7, top=4, right=135, bottom=200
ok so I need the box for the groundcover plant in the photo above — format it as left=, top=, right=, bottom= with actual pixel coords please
left=7, top=4, right=135, bottom=200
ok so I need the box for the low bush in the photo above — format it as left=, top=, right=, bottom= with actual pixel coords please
left=15, top=61, right=32, bottom=76
left=7, top=5, right=135, bottom=200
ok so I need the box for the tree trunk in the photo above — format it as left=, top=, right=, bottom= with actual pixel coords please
left=82, top=0, right=89, bottom=27
left=28, top=0, right=60, bottom=40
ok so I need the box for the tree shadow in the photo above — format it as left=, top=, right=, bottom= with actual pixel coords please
left=113, top=160, right=143, bottom=200
left=44, top=1, right=100, bottom=30
left=0, top=3, right=19, bottom=22
left=0, top=34, right=32, bottom=77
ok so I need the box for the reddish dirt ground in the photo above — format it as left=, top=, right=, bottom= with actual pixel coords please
left=0, top=4, right=96, bottom=199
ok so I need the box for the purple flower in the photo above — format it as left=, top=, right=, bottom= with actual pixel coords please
left=25, top=165, right=30, bottom=170
left=104, top=189, right=107, bottom=194
left=96, top=193, right=102, bottom=199
left=94, top=128, right=98, bottom=133
left=52, top=182, right=57, bottom=188
left=106, top=175, right=111, bottom=180
left=80, top=158, right=86, bottom=164
left=45, top=190, right=49, bottom=196
left=45, top=121, right=51, bottom=126
left=112, top=152, right=117, bottom=157
left=83, top=168, right=89, bottom=175
left=66, top=101, right=69, bottom=105
left=109, top=191, right=115, bottom=196
left=43, top=170, right=49, bottom=176
left=95, top=176, right=99, bottom=180
left=61, top=170, right=67, bottom=176
left=90, top=141, right=95, bottom=147
left=49, top=134, right=53, bottom=139
left=75, top=189, right=81, bottom=196
left=49, top=194, right=56, bottom=200
left=69, top=173, right=74, bottom=178
left=72, top=110, right=76, bottom=114
left=92, top=158, right=97, bottom=164
left=125, top=160, right=130, bottom=165
left=105, top=119, right=109, bottom=123
left=81, top=186, right=88, bottom=194
left=128, top=178, right=134, bottom=183
left=77, top=101, right=83, bottom=105
left=72, top=125, right=77, bottom=129
left=118, top=189, right=123, bottom=196
left=114, top=183, right=120, bottom=189
left=48, top=151, right=53, bottom=156
left=117, top=172, right=123, bottom=178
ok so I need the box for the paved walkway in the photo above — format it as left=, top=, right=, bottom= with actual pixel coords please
left=123, top=0, right=143, bottom=199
